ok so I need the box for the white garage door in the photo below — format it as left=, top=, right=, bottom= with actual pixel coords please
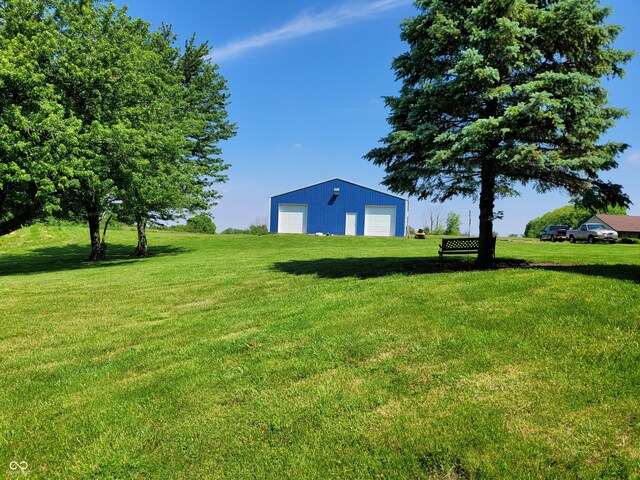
left=278, top=204, right=308, bottom=234
left=364, top=206, right=396, bottom=237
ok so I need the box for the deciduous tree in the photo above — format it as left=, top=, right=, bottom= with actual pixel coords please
left=124, top=36, right=236, bottom=257
left=1, top=1, right=235, bottom=259
left=445, top=211, right=462, bottom=236
left=423, top=206, right=443, bottom=233
left=52, top=1, right=173, bottom=259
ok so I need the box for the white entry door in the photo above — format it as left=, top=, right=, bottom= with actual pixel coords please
left=345, top=212, right=357, bottom=236
left=364, top=206, right=396, bottom=237
left=278, top=204, right=308, bottom=234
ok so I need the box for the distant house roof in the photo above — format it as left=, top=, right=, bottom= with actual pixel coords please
left=594, top=214, right=640, bottom=233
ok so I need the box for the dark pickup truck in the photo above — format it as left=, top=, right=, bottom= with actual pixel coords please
left=539, top=225, right=569, bottom=242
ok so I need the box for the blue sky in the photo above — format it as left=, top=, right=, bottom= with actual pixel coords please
left=117, top=0, right=639, bottom=235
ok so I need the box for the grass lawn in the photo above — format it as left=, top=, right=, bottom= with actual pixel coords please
left=1, top=225, right=639, bottom=479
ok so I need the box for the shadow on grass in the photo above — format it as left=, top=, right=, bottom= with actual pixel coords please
left=533, top=264, right=640, bottom=284
left=272, top=256, right=640, bottom=283
left=272, top=256, right=483, bottom=279
left=0, top=243, right=191, bottom=276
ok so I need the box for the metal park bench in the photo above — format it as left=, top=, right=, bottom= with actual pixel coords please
left=438, top=236, right=496, bottom=261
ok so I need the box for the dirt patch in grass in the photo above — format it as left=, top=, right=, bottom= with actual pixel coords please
left=363, top=349, right=403, bottom=366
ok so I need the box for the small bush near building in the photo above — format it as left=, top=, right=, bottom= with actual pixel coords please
left=619, top=238, right=640, bottom=245
left=249, top=224, right=268, bottom=236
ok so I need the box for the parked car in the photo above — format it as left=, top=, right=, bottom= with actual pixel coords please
left=567, top=223, right=618, bottom=244
left=539, top=225, right=569, bottom=242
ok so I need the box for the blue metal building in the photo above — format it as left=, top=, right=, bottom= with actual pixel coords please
left=270, top=178, right=408, bottom=237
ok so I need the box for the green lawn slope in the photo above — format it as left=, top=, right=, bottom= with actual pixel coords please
left=1, top=225, right=639, bottom=478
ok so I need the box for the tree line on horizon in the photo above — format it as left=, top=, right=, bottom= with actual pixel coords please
left=0, top=0, right=236, bottom=259
left=524, top=204, right=627, bottom=238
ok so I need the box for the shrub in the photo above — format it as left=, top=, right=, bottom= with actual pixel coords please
left=248, top=224, right=268, bottom=236
left=425, top=226, right=446, bottom=235
left=619, top=238, right=640, bottom=245
left=182, top=215, right=216, bottom=234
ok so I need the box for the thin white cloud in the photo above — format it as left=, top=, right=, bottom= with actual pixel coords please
left=292, top=143, right=303, bottom=149
left=625, top=149, right=640, bottom=164
left=211, top=0, right=411, bottom=62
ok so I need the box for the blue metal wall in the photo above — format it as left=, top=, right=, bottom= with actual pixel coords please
left=270, top=179, right=407, bottom=236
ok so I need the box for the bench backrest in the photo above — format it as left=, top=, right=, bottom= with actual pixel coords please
left=440, top=236, right=496, bottom=251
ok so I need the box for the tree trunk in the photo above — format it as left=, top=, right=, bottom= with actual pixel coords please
left=134, top=217, right=148, bottom=257
left=88, top=215, right=105, bottom=261
left=477, top=160, right=496, bottom=269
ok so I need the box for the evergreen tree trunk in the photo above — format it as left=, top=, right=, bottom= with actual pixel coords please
left=135, top=216, right=148, bottom=257
left=88, top=215, right=105, bottom=261
left=477, top=160, right=496, bottom=269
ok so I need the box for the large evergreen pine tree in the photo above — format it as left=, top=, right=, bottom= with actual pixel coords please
left=366, top=0, right=633, bottom=267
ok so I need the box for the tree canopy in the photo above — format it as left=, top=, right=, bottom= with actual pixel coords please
left=366, top=0, right=633, bottom=267
left=0, top=0, right=80, bottom=235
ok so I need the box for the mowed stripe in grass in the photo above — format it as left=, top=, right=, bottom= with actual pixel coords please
left=1, top=225, right=639, bottom=478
